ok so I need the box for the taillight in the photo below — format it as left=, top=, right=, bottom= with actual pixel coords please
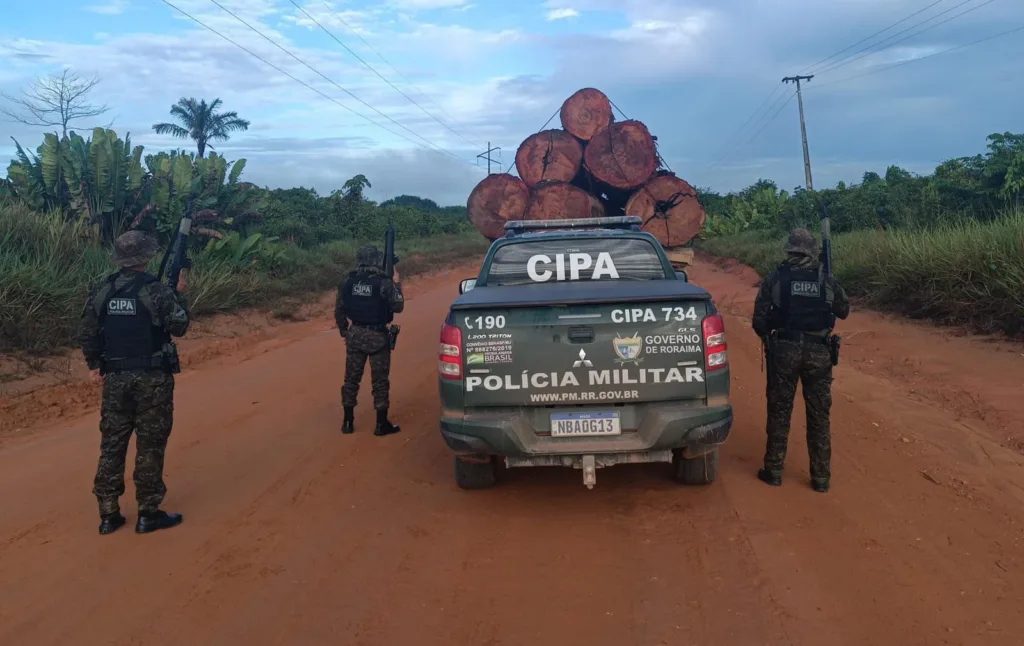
left=439, top=322, right=462, bottom=379
left=702, top=313, right=728, bottom=371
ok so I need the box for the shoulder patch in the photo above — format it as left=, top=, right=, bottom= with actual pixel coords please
left=170, top=303, right=188, bottom=322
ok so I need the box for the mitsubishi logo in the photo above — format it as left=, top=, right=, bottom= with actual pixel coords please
left=572, top=348, right=592, bottom=368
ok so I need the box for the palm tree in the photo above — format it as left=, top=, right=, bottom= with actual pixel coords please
left=152, top=97, right=250, bottom=158
left=342, top=174, right=371, bottom=202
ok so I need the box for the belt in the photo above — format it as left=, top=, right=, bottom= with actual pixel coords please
left=774, top=330, right=829, bottom=344
left=350, top=322, right=389, bottom=331
left=102, top=354, right=165, bottom=373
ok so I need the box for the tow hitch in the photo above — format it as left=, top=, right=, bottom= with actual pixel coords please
left=504, top=451, right=674, bottom=489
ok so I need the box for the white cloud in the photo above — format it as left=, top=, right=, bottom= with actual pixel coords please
left=4, top=0, right=1023, bottom=201
left=546, top=9, right=580, bottom=21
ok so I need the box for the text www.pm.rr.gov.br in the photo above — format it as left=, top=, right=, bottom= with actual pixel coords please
left=529, top=390, right=642, bottom=402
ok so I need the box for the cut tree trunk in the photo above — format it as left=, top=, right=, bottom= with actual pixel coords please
left=515, top=130, right=584, bottom=188
left=584, top=120, right=657, bottom=190
left=560, top=88, right=613, bottom=141
left=625, top=173, right=705, bottom=247
left=466, top=173, right=530, bottom=240
left=525, top=181, right=606, bottom=221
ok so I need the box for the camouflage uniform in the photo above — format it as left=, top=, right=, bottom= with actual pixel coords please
left=78, top=231, right=190, bottom=533
left=334, top=245, right=404, bottom=435
left=752, top=229, right=849, bottom=492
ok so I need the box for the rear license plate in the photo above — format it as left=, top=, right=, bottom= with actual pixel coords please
left=550, top=411, right=621, bottom=437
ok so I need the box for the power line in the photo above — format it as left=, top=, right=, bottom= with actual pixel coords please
left=709, top=87, right=792, bottom=167
left=155, top=1, right=405, bottom=148
left=810, top=22, right=1024, bottom=89
left=729, top=91, right=798, bottom=162
left=156, top=0, right=474, bottom=166
left=707, top=82, right=785, bottom=166
left=316, top=1, right=480, bottom=142
left=801, top=0, right=947, bottom=75
left=287, top=0, right=483, bottom=149
left=202, top=0, right=469, bottom=163
left=817, top=0, right=998, bottom=76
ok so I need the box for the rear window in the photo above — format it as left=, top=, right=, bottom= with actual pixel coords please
left=486, top=237, right=667, bottom=286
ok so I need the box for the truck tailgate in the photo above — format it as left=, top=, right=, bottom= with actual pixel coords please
left=455, top=300, right=710, bottom=408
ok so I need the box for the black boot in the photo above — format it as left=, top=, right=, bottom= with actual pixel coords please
left=373, top=408, right=400, bottom=436
left=98, top=512, right=126, bottom=535
left=757, top=467, right=782, bottom=487
left=811, top=479, right=830, bottom=493
left=135, top=510, right=183, bottom=534
left=341, top=407, right=355, bottom=434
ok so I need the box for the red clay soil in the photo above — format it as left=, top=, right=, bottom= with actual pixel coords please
left=1, top=258, right=1023, bottom=645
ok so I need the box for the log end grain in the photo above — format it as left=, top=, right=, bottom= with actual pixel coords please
left=625, top=174, right=706, bottom=247
left=466, top=173, right=530, bottom=240
left=583, top=120, right=658, bottom=190
left=515, top=130, right=584, bottom=188
left=559, top=88, right=613, bottom=141
left=525, top=181, right=606, bottom=221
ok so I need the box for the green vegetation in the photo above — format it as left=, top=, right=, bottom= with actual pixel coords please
left=697, top=132, right=1024, bottom=337
left=0, top=198, right=487, bottom=355
left=1, top=99, right=485, bottom=356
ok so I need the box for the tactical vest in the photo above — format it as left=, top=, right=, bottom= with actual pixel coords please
left=771, top=263, right=835, bottom=333
left=341, top=271, right=392, bottom=326
left=99, top=272, right=171, bottom=367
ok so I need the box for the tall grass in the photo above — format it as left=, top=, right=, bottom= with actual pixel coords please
left=700, top=209, right=1024, bottom=337
left=0, top=200, right=490, bottom=354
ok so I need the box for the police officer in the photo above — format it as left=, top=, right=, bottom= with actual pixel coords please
left=335, top=244, right=404, bottom=436
left=752, top=228, right=849, bottom=493
left=78, top=231, right=190, bottom=535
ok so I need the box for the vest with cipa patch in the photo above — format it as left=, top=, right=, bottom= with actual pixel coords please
left=773, top=263, right=835, bottom=333
left=341, top=271, right=392, bottom=325
left=100, top=273, right=170, bottom=360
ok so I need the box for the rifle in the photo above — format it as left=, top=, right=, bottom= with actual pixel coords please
left=154, top=185, right=197, bottom=374
left=819, top=197, right=832, bottom=277
left=157, top=180, right=198, bottom=294
left=381, top=214, right=401, bottom=350
left=818, top=197, right=841, bottom=366
left=382, top=213, right=399, bottom=279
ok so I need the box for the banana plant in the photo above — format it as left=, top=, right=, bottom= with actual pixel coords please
left=7, top=128, right=147, bottom=241
left=6, top=128, right=259, bottom=243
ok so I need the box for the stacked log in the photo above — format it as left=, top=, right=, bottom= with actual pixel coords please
left=515, top=130, right=583, bottom=188
left=466, top=87, right=706, bottom=249
left=466, top=173, right=530, bottom=240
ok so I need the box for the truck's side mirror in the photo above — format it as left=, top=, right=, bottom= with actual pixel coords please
left=459, top=278, right=477, bottom=294
left=674, top=270, right=688, bottom=282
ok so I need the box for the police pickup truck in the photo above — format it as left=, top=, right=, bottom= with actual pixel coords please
left=437, top=216, right=732, bottom=489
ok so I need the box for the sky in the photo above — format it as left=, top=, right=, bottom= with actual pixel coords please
left=1, top=0, right=1022, bottom=206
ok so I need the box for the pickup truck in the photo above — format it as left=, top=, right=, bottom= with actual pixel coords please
left=437, top=216, right=732, bottom=489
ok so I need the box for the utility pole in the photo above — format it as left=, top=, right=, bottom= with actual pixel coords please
left=782, top=75, right=814, bottom=191
left=477, top=142, right=501, bottom=175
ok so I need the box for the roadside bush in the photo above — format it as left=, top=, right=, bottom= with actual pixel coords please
left=700, top=209, right=1024, bottom=337
left=0, top=198, right=488, bottom=354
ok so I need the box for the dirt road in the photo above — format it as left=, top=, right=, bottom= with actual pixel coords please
left=2, top=258, right=1023, bottom=646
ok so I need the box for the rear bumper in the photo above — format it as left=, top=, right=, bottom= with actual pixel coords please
left=440, top=403, right=732, bottom=460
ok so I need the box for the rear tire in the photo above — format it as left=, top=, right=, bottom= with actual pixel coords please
left=673, top=447, right=719, bottom=485
left=454, top=456, right=497, bottom=489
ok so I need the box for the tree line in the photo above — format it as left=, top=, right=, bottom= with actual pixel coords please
left=697, top=132, right=1024, bottom=238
